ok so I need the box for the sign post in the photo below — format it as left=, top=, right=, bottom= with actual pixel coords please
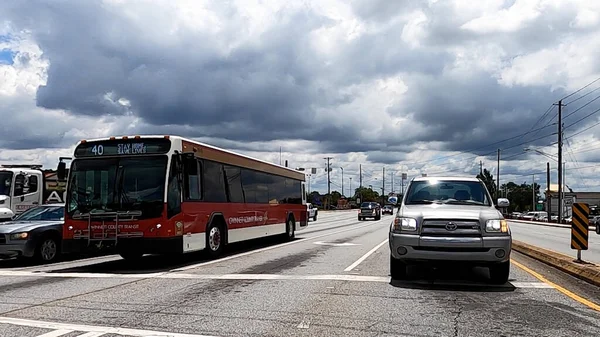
left=570, top=202, right=589, bottom=263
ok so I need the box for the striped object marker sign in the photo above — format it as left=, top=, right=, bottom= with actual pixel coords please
left=571, top=202, right=589, bottom=251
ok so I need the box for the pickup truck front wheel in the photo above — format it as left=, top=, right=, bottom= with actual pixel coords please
left=489, top=261, right=510, bottom=284
left=390, top=255, right=407, bottom=280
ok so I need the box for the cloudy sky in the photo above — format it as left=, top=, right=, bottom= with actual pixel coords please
left=2, top=0, right=600, bottom=195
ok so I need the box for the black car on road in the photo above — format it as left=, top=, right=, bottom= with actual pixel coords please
left=0, top=204, right=64, bottom=263
left=359, top=202, right=381, bottom=221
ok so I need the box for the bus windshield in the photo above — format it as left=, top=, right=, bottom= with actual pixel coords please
left=0, top=171, right=12, bottom=196
left=67, top=155, right=168, bottom=219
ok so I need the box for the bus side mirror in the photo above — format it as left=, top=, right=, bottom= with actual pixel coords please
left=57, top=162, right=67, bottom=180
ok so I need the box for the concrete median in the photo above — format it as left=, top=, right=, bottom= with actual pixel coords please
left=512, top=240, right=600, bottom=287
left=509, top=219, right=597, bottom=231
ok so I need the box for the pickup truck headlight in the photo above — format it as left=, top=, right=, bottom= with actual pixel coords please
left=392, top=217, right=417, bottom=232
left=485, top=219, right=509, bottom=233
left=10, top=232, right=29, bottom=240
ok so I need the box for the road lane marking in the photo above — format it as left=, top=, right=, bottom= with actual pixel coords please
left=0, top=316, right=219, bottom=337
left=36, top=330, right=74, bottom=337
left=509, top=282, right=554, bottom=288
left=512, top=259, right=600, bottom=311
left=296, top=316, right=310, bottom=329
left=173, top=220, right=384, bottom=271
left=0, top=269, right=558, bottom=288
left=344, top=239, right=389, bottom=272
left=75, top=333, right=106, bottom=337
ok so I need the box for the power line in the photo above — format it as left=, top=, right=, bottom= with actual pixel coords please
left=562, top=92, right=600, bottom=120
left=565, top=85, right=600, bottom=105
left=408, top=123, right=557, bottom=167
left=564, top=119, right=600, bottom=140
left=564, top=106, right=600, bottom=130
left=561, top=76, right=600, bottom=101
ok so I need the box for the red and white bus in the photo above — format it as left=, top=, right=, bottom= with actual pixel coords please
left=60, top=135, right=308, bottom=260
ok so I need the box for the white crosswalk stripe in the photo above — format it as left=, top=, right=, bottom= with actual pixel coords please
left=0, top=316, right=219, bottom=337
left=35, top=330, right=73, bottom=337
left=74, top=332, right=106, bottom=337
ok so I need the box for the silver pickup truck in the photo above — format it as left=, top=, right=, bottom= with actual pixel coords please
left=389, top=176, right=511, bottom=284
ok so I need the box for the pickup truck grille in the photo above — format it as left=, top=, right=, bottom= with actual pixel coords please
left=421, top=220, right=481, bottom=237
left=0, top=235, right=6, bottom=245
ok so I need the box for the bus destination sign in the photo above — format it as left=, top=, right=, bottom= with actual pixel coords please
left=74, top=138, right=171, bottom=157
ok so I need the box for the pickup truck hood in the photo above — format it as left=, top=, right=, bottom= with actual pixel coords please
left=0, top=220, right=63, bottom=234
left=400, top=204, right=503, bottom=222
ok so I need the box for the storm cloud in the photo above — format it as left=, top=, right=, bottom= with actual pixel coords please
left=2, top=0, right=600, bottom=191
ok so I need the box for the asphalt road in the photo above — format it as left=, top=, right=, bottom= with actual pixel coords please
left=0, top=211, right=599, bottom=336
left=509, top=220, right=600, bottom=264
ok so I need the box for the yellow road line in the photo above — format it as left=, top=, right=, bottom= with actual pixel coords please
left=511, top=259, right=600, bottom=312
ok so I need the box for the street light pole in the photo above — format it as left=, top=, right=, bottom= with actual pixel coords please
left=349, top=177, right=352, bottom=197
left=340, top=167, right=344, bottom=197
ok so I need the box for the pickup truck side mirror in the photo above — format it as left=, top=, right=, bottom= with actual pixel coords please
left=497, top=198, right=510, bottom=208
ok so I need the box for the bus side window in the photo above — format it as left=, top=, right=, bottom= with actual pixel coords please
left=203, top=160, right=227, bottom=203
left=183, top=157, right=201, bottom=200
left=224, top=165, right=244, bottom=203
left=167, top=157, right=181, bottom=218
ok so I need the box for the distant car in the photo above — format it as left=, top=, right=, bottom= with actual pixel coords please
left=358, top=202, right=381, bottom=221
left=307, top=203, right=318, bottom=221
left=0, top=204, right=64, bottom=263
left=382, top=205, right=394, bottom=215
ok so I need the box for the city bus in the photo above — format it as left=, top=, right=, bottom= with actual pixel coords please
left=59, top=135, right=308, bottom=260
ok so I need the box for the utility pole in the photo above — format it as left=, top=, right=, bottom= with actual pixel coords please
left=359, top=164, right=362, bottom=188
left=532, top=174, right=535, bottom=211
left=480, top=160, right=483, bottom=175
left=497, top=149, right=500, bottom=200
left=546, top=162, right=551, bottom=219
left=324, top=157, right=333, bottom=195
left=391, top=172, right=394, bottom=193
left=340, top=167, right=344, bottom=197
left=557, top=100, right=563, bottom=223
left=382, top=167, right=385, bottom=197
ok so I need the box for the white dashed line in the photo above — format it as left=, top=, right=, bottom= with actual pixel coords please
left=344, top=239, right=389, bottom=272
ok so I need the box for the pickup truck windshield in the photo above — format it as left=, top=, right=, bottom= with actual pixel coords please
left=405, top=180, right=491, bottom=206
left=67, top=155, right=167, bottom=219
left=0, top=171, right=12, bottom=196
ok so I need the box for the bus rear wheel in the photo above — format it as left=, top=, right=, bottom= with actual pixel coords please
left=206, top=222, right=224, bottom=258
left=285, top=217, right=295, bottom=241
left=119, top=250, right=143, bottom=261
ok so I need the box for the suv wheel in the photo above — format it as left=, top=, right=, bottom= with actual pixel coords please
left=390, top=255, right=407, bottom=279
left=489, top=261, right=510, bottom=284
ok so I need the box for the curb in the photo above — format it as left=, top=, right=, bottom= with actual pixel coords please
left=512, top=240, right=600, bottom=287
left=509, top=219, right=597, bottom=231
